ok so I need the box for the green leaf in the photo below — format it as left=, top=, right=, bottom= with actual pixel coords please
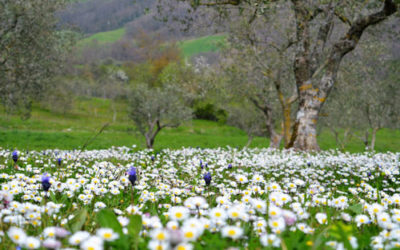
left=49, top=191, right=57, bottom=203
left=97, top=209, right=129, bottom=250
left=97, top=209, right=123, bottom=235
left=128, top=214, right=142, bottom=250
left=349, top=203, right=363, bottom=215
left=68, top=208, right=88, bottom=233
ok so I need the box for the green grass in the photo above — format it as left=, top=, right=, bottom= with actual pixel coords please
left=0, top=97, right=399, bottom=152
left=178, top=34, right=226, bottom=58
left=76, top=27, right=226, bottom=58
left=77, top=28, right=125, bottom=47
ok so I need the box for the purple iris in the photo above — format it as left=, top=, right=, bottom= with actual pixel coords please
left=151, top=156, right=155, bottom=161
left=228, top=164, right=232, bottom=169
left=57, top=158, right=62, bottom=166
left=128, top=167, right=137, bottom=186
left=204, top=172, right=211, bottom=186
left=41, top=174, right=51, bottom=192
left=12, top=150, right=18, bottom=163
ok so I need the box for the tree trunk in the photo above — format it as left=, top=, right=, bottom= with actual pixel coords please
left=249, top=98, right=282, bottom=149
left=290, top=96, right=321, bottom=151
left=145, top=135, right=154, bottom=149
left=287, top=0, right=397, bottom=151
left=370, top=127, right=379, bottom=151
left=282, top=105, right=292, bottom=147
left=245, top=135, right=253, bottom=148
left=269, top=131, right=282, bottom=149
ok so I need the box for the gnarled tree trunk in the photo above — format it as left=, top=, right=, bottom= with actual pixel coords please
left=288, top=0, right=397, bottom=151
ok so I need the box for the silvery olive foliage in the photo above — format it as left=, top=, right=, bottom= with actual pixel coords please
left=128, top=84, right=193, bottom=148
left=163, top=0, right=399, bottom=151
left=0, top=0, right=74, bottom=119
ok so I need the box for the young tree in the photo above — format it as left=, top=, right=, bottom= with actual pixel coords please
left=128, top=84, right=192, bottom=148
left=0, top=0, right=74, bottom=118
left=225, top=103, right=266, bottom=148
left=168, top=0, right=398, bottom=151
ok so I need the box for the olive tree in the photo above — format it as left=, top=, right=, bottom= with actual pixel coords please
left=165, top=0, right=398, bottom=151
left=0, top=0, right=73, bottom=118
left=225, top=102, right=266, bottom=148
left=128, top=84, right=192, bottom=148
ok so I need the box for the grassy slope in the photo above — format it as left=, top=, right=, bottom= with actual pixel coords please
left=76, top=28, right=225, bottom=58
left=178, top=34, right=226, bottom=58
left=77, top=28, right=126, bottom=47
left=0, top=98, right=399, bottom=152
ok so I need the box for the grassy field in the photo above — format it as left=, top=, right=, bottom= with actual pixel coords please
left=0, top=97, right=399, bottom=152
left=77, top=28, right=126, bottom=47
left=178, top=34, right=226, bottom=58
left=76, top=28, right=225, bottom=58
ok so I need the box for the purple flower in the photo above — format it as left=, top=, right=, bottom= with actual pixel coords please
left=55, top=227, right=70, bottom=238
left=12, top=150, right=18, bottom=163
left=204, top=172, right=211, bottom=186
left=41, top=174, right=51, bottom=192
left=128, top=167, right=137, bottom=186
left=43, top=238, right=61, bottom=249
left=228, top=164, right=232, bottom=169
left=57, top=158, right=62, bottom=166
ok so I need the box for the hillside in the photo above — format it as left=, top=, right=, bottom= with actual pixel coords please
left=77, top=28, right=225, bottom=58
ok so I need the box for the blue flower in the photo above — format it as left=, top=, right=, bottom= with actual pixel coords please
left=41, top=174, right=51, bottom=192
left=128, top=167, right=137, bottom=186
left=204, top=172, right=211, bottom=186
left=228, top=164, right=232, bottom=169
left=57, top=157, right=62, bottom=166
left=12, top=150, right=18, bottom=163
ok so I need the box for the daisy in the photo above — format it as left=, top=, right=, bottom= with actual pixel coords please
left=150, top=229, right=169, bottom=242
left=260, top=233, right=280, bottom=247
left=269, top=217, right=286, bottom=234
left=8, top=227, right=26, bottom=245
left=209, top=207, right=227, bottom=221
left=169, top=206, right=189, bottom=221
left=315, top=213, right=327, bottom=224
left=97, top=228, right=119, bottom=241
left=221, top=225, right=243, bottom=240
left=80, top=236, right=104, bottom=250
left=175, top=243, right=193, bottom=250
left=355, top=215, right=370, bottom=227
left=69, top=231, right=90, bottom=245
left=24, top=236, right=40, bottom=249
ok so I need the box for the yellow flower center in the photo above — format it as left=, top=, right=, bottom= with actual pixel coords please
left=156, top=233, right=165, bottom=241
left=184, top=231, right=194, bottom=238
left=176, top=212, right=183, bottom=219
left=228, top=229, right=236, bottom=236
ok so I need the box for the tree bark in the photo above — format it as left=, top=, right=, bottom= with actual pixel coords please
left=245, top=135, right=253, bottom=148
left=288, top=0, right=397, bottom=151
left=370, top=127, right=379, bottom=151
left=250, top=97, right=282, bottom=149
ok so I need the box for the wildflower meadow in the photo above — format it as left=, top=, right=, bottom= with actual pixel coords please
left=0, top=146, right=400, bottom=249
